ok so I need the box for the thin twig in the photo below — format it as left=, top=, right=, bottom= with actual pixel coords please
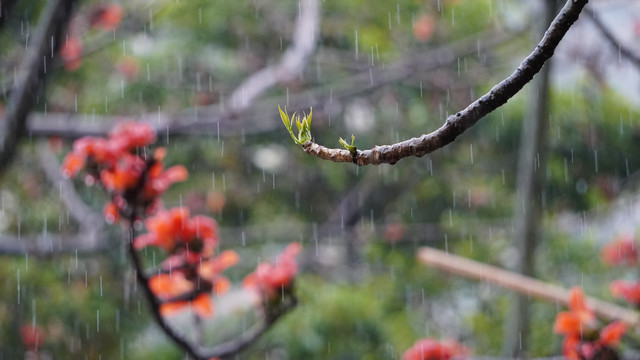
left=300, top=0, right=588, bottom=165
left=0, top=230, right=104, bottom=257
left=585, top=6, right=640, bottom=70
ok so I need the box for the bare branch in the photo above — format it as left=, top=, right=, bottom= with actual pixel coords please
left=25, top=28, right=520, bottom=140
left=228, top=0, right=320, bottom=111
left=0, top=0, right=77, bottom=172
left=0, top=230, right=105, bottom=257
left=300, top=0, right=588, bottom=165
left=585, top=6, right=640, bottom=70
left=36, top=142, right=103, bottom=228
left=128, top=225, right=297, bottom=360
left=0, top=142, right=106, bottom=257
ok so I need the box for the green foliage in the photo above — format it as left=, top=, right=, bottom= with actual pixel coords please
left=280, top=106, right=313, bottom=146
left=244, top=275, right=416, bottom=360
left=338, top=134, right=357, bottom=154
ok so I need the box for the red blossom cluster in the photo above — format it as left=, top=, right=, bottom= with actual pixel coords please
left=135, top=207, right=239, bottom=317
left=553, top=287, right=626, bottom=360
left=243, top=242, right=302, bottom=300
left=610, top=280, right=640, bottom=307
left=601, top=234, right=638, bottom=266
left=402, top=338, right=468, bottom=360
left=601, top=233, right=640, bottom=310
left=62, top=121, right=186, bottom=222
left=62, top=121, right=302, bottom=325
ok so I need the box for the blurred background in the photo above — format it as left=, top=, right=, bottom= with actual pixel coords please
left=0, top=0, right=639, bottom=358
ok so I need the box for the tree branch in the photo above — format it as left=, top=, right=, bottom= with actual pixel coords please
left=36, top=142, right=103, bottom=228
left=417, top=246, right=640, bottom=326
left=228, top=0, right=320, bottom=111
left=0, top=141, right=107, bottom=257
left=0, top=0, right=77, bottom=173
left=24, top=27, right=520, bottom=140
left=299, top=0, right=588, bottom=165
left=128, top=222, right=297, bottom=359
left=585, top=6, right=640, bottom=70
left=0, top=230, right=104, bottom=257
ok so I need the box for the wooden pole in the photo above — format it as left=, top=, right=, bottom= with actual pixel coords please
left=417, top=247, right=640, bottom=327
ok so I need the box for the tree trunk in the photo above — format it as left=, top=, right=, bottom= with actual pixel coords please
left=501, top=0, right=558, bottom=356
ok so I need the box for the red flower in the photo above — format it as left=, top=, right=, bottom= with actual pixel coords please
left=60, top=37, right=82, bottom=71
left=20, top=324, right=45, bottom=351
left=108, top=121, right=156, bottom=149
left=610, top=280, right=640, bottom=306
left=243, top=242, right=302, bottom=298
left=63, top=121, right=156, bottom=174
left=148, top=250, right=238, bottom=318
left=61, top=121, right=176, bottom=221
left=198, top=250, right=240, bottom=284
left=90, top=4, right=124, bottom=31
left=562, top=335, right=582, bottom=360
left=601, top=235, right=638, bottom=266
left=99, top=154, right=145, bottom=192
left=142, top=148, right=188, bottom=202
left=554, top=287, right=627, bottom=360
left=149, top=273, right=214, bottom=318
left=402, top=339, right=468, bottom=360
left=553, top=287, right=597, bottom=336
left=599, top=321, right=627, bottom=346
left=61, top=151, right=85, bottom=178
left=133, top=207, right=219, bottom=264
left=413, top=15, right=435, bottom=42
left=103, top=201, right=119, bottom=224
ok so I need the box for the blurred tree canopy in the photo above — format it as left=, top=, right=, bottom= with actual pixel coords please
left=0, top=0, right=639, bottom=358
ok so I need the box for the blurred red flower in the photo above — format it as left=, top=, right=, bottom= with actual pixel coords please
left=133, top=207, right=219, bottom=263
left=90, top=3, right=124, bottom=31
left=20, top=324, right=45, bottom=351
left=149, top=273, right=214, bottom=318
left=148, top=249, right=238, bottom=317
left=61, top=121, right=156, bottom=178
left=142, top=148, right=188, bottom=202
left=402, top=338, right=468, bottom=360
left=601, top=234, right=638, bottom=266
left=243, top=242, right=302, bottom=299
left=610, top=280, right=640, bottom=306
left=62, top=121, right=182, bottom=221
left=60, top=37, right=82, bottom=71
left=554, top=287, right=627, bottom=360
left=553, top=287, right=597, bottom=336
left=413, top=14, right=435, bottom=42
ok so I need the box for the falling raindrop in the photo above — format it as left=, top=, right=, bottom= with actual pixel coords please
left=354, top=30, right=359, bottom=60
left=17, top=269, right=20, bottom=305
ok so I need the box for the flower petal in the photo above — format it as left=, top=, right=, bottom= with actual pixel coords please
left=600, top=321, right=627, bottom=346
left=191, top=293, right=214, bottom=318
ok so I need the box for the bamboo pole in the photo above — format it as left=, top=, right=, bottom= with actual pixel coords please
left=417, top=247, right=640, bottom=327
